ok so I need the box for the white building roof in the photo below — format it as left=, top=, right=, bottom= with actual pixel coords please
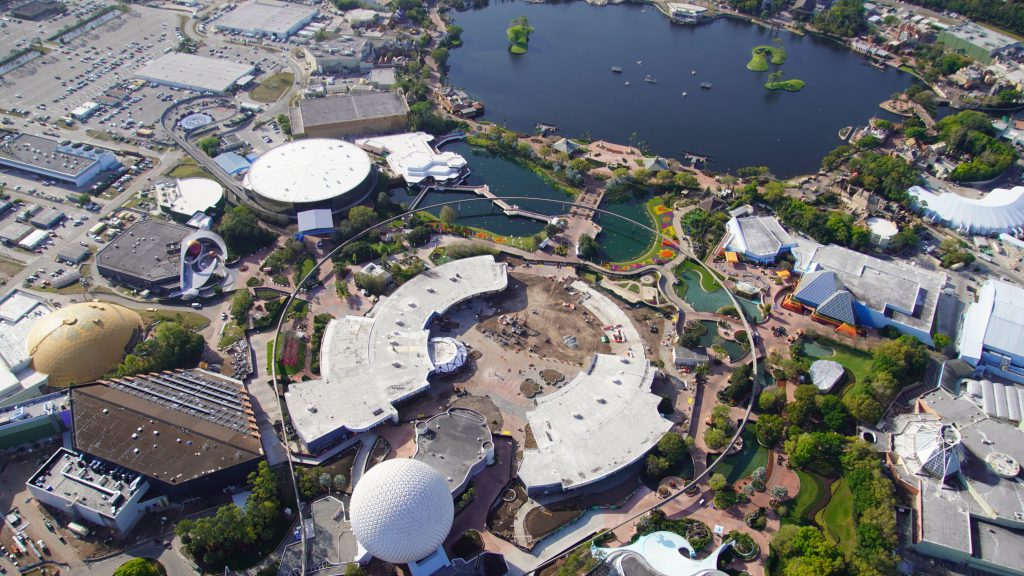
left=244, top=139, right=373, bottom=204
left=518, top=354, right=672, bottom=492
left=285, top=256, right=507, bottom=446
left=909, top=185, right=1024, bottom=236
left=725, top=216, right=796, bottom=260
left=959, top=279, right=1024, bottom=366
left=18, top=229, right=49, bottom=250
left=355, top=133, right=466, bottom=185
left=349, top=458, right=453, bottom=564
left=0, top=290, right=50, bottom=371
left=157, top=178, right=223, bottom=217
left=135, top=53, right=255, bottom=93
left=296, top=208, right=334, bottom=234
left=866, top=216, right=898, bottom=239
left=215, top=0, right=318, bottom=37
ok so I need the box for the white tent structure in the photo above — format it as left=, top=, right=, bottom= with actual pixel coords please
left=908, top=185, right=1024, bottom=236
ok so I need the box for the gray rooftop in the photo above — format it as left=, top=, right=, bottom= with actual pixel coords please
left=96, top=219, right=189, bottom=283
left=136, top=53, right=255, bottom=93
left=973, top=520, right=1024, bottom=573
left=943, top=22, right=1019, bottom=53
left=519, top=354, right=673, bottom=491
left=27, top=448, right=145, bottom=517
left=799, top=243, right=946, bottom=333
left=810, top=360, right=844, bottom=393
left=297, top=92, right=408, bottom=128
left=215, top=0, right=317, bottom=36
left=413, top=409, right=492, bottom=492
left=0, top=133, right=109, bottom=178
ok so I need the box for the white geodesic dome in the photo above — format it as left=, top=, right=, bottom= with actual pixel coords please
left=349, top=458, right=454, bottom=564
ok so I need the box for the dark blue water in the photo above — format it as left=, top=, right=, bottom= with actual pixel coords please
left=448, top=2, right=915, bottom=177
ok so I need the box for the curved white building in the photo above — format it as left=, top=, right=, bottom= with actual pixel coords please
left=909, top=185, right=1024, bottom=236
left=350, top=458, right=454, bottom=565
left=285, top=256, right=507, bottom=454
left=356, top=132, right=467, bottom=185
left=244, top=139, right=374, bottom=216
left=519, top=353, right=673, bottom=495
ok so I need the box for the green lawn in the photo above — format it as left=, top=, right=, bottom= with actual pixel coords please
left=805, top=338, right=873, bottom=395
left=166, top=157, right=212, bottom=179
left=250, top=72, right=294, bottom=104
left=746, top=52, right=769, bottom=72
left=678, top=259, right=722, bottom=291
left=787, top=470, right=827, bottom=525
left=139, top=309, right=210, bottom=331
left=818, top=479, right=856, bottom=555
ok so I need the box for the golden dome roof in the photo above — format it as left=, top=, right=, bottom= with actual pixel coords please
left=27, top=302, right=144, bottom=387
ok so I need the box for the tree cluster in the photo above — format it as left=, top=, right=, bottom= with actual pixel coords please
left=644, top=431, right=694, bottom=480
left=703, top=405, right=734, bottom=451
left=814, top=0, right=867, bottom=37
left=176, top=462, right=281, bottom=569
left=936, top=110, right=1017, bottom=182
left=718, top=363, right=753, bottom=405
left=903, top=0, right=1024, bottom=37
left=843, top=335, right=929, bottom=423
left=218, top=206, right=275, bottom=257
left=112, top=321, right=205, bottom=378
left=680, top=208, right=729, bottom=259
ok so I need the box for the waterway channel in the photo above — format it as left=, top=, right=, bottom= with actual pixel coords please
left=447, top=2, right=916, bottom=177
left=393, top=141, right=658, bottom=261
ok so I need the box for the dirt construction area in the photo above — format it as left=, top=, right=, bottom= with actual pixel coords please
left=473, top=274, right=610, bottom=365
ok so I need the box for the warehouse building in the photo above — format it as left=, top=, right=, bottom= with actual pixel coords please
left=303, top=39, right=375, bottom=74
left=285, top=256, right=507, bottom=455
left=290, top=92, right=408, bottom=138
left=8, top=0, right=66, bottom=20
left=0, top=290, right=51, bottom=406
left=69, top=369, right=262, bottom=499
left=937, top=22, right=1020, bottom=64
left=0, top=133, right=122, bottom=188
left=135, top=53, right=255, bottom=94
left=96, top=219, right=229, bottom=298
left=214, top=0, right=318, bottom=39
left=959, top=279, right=1024, bottom=385
left=0, top=392, right=68, bottom=450
left=28, top=447, right=159, bottom=536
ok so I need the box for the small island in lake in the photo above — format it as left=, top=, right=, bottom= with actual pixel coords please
left=507, top=16, right=534, bottom=54
left=764, top=71, right=805, bottom=91
left=746, top=44, right=786, bottom=71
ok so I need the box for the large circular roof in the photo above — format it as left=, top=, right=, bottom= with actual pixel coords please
left=349, top=458, right=453, bottom=564
left=245, top=139, right=372, bottom=204
left=27, top=302, right=143, bottom=387
left=177, top=178, right=224, bottom=207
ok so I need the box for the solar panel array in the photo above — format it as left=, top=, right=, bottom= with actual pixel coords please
left=108, top=370, right=252, bottom=433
